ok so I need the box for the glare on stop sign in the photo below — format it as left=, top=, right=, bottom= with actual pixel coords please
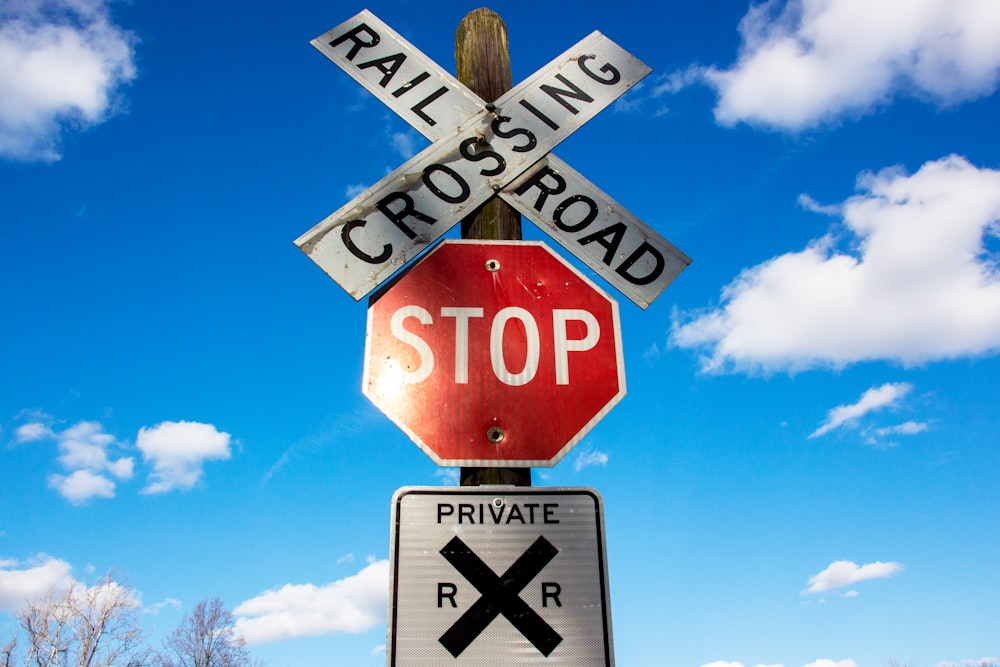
left=363, top=240, right=625, bottom=467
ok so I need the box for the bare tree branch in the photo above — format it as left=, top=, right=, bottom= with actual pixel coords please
left=155, top=599, right=260, bottom=667
left=3, top=573, right=148, bottom=667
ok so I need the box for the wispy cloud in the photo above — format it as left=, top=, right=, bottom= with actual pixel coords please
left=700, top=661, right=854, bottom=667
left=802, top=661, right=857, bottom=667
left=803, top=560, right=903, bottom=595
left=434, top=468, right=460, bottom=486
left=573, top=448, right=609, bottom=472
left=671, top=155, right=1000, bottom=373
left=0, top=0, right=137, bottom=161
left=345, top=183, right=367, bottom=199
left=937, top=659, right=1000, bottom=667
left=810, top=383, right=912, bottom=438
left=388, top=130, right=419, bottom=159
left=862, top=420, right=930, bottom=448
left=142, top=597, right=182, bottom=615
left=263, top=410, right=376, bottom=484
left=797, top=194, right=841, bottom=216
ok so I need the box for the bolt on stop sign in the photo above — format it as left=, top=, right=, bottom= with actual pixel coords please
left=364, top=240, right=625, bottom=467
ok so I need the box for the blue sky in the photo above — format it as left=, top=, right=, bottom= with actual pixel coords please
left=2, top=0, right=999, bottom=666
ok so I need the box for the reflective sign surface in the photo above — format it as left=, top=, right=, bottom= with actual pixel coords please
left=388, top=487, right=614, bottom=666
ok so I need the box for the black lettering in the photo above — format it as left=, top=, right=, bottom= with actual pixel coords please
left=341, top=219, right=391, bottom=264
left=437, top=503, right=455, bottom=523
left=411, top=86, right=448, bottom=126
left=458, top=503, right=475, bottom=524
left=519, top=99, right=559, bottom=131
left=524, top=503, right=539, bottom=523
left=540, top=74, right=594, bottom=114
left=506, top=504, right=525, bottom=524
left=328, top=23, right=379, bottom=61
left=616, top=241, right=666, bottom=285
left=488, top=503, right=505, bottom=524
left=358, top=53, right=405, bottom=87
left=491, top=116, right=537, bottom=152
left=514, top=166, right=566, bottom=211
left=438, top=583, right=458, bottom=608
left=423, top=164, right=471, bottom=204
left=543, top=504, right=559, bottom=524
left=392, top=71, right=430, bottom=97
left=578, top=54, right=621, bottom=85
left=459, top=137, right=505, bottom=176
left=375, top=191, right=436, bottom=239
left=579, top=222, right=627, bottom=265
left=542, top=583, right=562, bottom=608
left=553, top=194, right=598, bottom=232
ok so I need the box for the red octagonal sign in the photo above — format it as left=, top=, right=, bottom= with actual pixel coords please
left=363, top=240, right=625, bottom=467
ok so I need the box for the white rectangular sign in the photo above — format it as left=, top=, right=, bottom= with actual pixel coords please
left=504, top=154, right=692, bottom=309
left=311, top=10, right=485, bottom=140
left=388, top=486, right=614, bottom=666
left=296, top=26, right=651, bottom=299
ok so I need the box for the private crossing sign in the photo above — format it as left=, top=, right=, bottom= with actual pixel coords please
left=296, top=10, right=690, bottom=309
left=388, top=487, right=614, bottom=666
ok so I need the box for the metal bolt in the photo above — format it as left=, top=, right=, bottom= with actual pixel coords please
left=485, top=258, right=501, bottom=272
left=486, top=426, right=505, bottom=443
left=485, top=102, right=496, bottom=112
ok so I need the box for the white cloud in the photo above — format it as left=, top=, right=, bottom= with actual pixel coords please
left=0, top=0, right=137, bottom=161
left=434, top=468, right=460, bottom=486
left=389, top=130, right=418, bottom=159
left=15, top=421, right=53, bottom=442
left=55, top=421, right=132, bottom=477
left=26, top=420, right=134, bottom=504
left=573, top=448, right=609, bottom=472
left=803, top=560, right=903, bottom=594
left=810, top=382, right=912, bottom=438
left=142, top=597, right=182, bottom=615
left=863, top=420, right=930, bottom=447
left=802, top=661, right=857, bottom=667
left=0, top=555, right=73, bottom=612
left=137, top=421, right=232, bottom=494
left=700, top=662, right=785, bottom=667
left=48, top=469, right=116, bottom=503
left=671, top=155, right=1000, bottom=373
left=702, top=0, right=1000, bottom=130
left=797, top=193, right=841, bottom=216
left=233, top=559, right=389, bottom=644
left=345, top=183, right=367, bottom=199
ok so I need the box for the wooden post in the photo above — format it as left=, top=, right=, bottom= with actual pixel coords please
left=456, top=8, right=530, bottom=488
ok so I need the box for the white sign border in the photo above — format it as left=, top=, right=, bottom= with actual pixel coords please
left=387, top=485, right=615, bottom=667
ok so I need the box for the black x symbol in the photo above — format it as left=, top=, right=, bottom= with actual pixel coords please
left=438, top=535, right=562, bottom=657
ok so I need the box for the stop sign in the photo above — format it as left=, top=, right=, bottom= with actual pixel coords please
left=363, top=240, right=625, bottom=467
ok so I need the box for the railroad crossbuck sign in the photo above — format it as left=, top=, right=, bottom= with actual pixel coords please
left=388, top=487, right=614, bottom=666
left=364, top=240, right=624, bottom=467
left=296, top=10, right=691, bottom=309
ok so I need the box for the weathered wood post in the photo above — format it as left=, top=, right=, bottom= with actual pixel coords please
left=456, top=8, right=531, bottom=487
